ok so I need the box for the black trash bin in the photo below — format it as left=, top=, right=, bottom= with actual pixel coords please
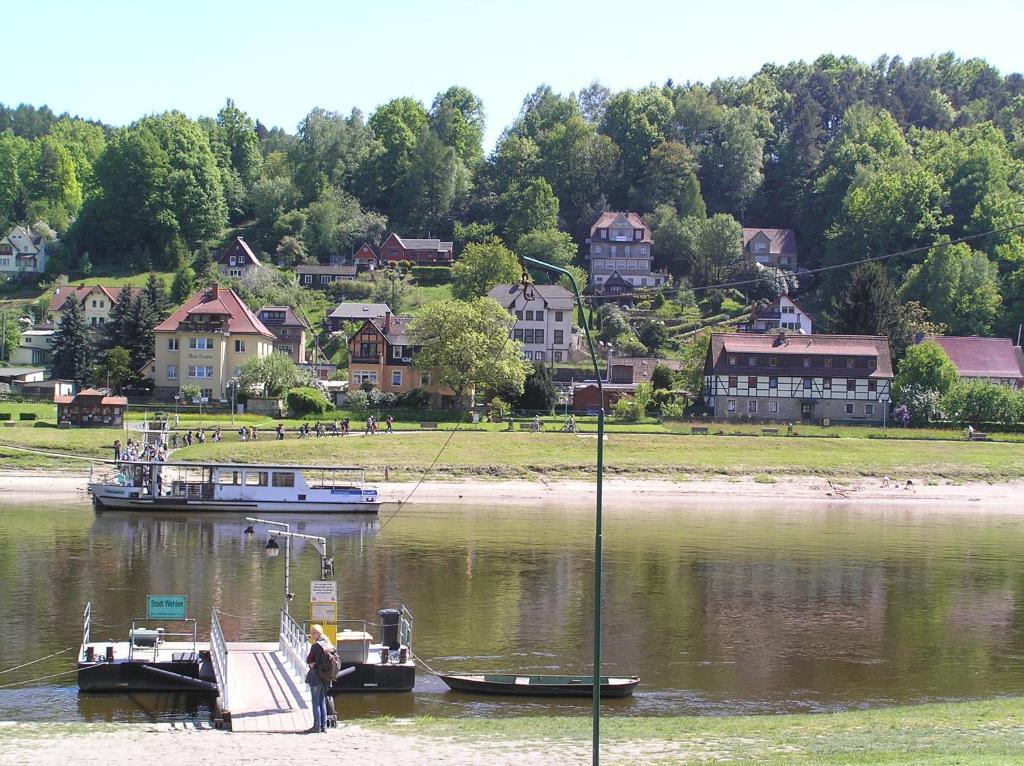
left=378, top=608, right=401, bottom=650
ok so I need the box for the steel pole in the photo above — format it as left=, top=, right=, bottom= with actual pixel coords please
left=522, top=255, right=604, bottom=766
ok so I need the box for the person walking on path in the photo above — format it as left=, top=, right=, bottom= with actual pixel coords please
left=385, top=415, right=393, bottom=434
left=113, top=439, right=122, bottom=462
left=305, top=624, right=334, bottom=733
left=277, top=423, right=285, bottom=440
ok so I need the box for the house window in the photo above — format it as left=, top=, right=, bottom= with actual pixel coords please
left=393, top=346, right=403, bottom=359
left=90, top=317, right=99, bottom=326
left=535, top=330, right=544, bottom=344
left=600, top=230, right=607, bottom=239
left=554, top=330, right=564, bottom=345
left=167, top=365, right=177, bottom=380
left=303, top=274, right=313, bottom=284
left=727, top=399, right=736, bottom=412
left=594, top=245, right=603, bottom=254
left=803, top=377, right=812, bottom=390
left=391, top=370, right=402, bottom=387
left=168, top=338, right=179, bottom=351
left=748, top=356, right=756, bottom=366
left=515, top=311, right=523, bottom=320
left=728, top=376, right=738, bottom=389
left=188, top=365, right=214, bottom=378
left=229, top=269, right=242, bottom=277
left=769, top=400, right=778, bottom=414
left=845, top=403, right=854, bottom=415
left=728, top=355, right=737, bottom=366
left=769, top=376, right=777, bottom=389
left=555, top=311, right=564, bottom=322
left=91, top=300, right=97, bottom=308
left=868, top=379, right=877, bottom=392
left=235, top=340, right=245, bottom=353
left=847, top=358, right=855, bottom=368
left=748, top=400, right=757, bottom=414
left=513, top=329, right=524, bottom=341
left=525, top=311, right=534, bottom=321
left=535, top=310, right=544, bottom=320
left=769, top=357, right=777, bottom=367
left=865, top=404, right=875, bottom=415
left=229, top=255, right=237, bottom=266
left=359, top=342, right=377, bottom=358
left=824, top=359, right=833, bottom=368
left=536, top=351, right=545, bottom=361
left=747, top=376, right=757, bottom=388
left=847, top=378, right=856, bottom=392
left=420, top=372, right=430, bottom=386
left=524, top=351, right=533, bottom=360
left=554, top=351, right=563, bottom=362
left=321, top=275, right=332, bottom=285
left=189, top=337, right=214, bottom=350
left=803, top=358, right=811, bottom=368
left=823, top=377, right=832, bottom=390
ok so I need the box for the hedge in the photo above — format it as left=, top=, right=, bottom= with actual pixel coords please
left=410, top=266, right=452, bottom=285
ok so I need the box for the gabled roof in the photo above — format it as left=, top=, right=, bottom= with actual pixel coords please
left=55, top=388, right=128, bottom=406
left=609, top=357, right=682, bottom=383
left=590, top=212, right=652, bottom=243
left=328, top=303, right=391, bottom=321
left=217, top=237, right=261, bottom=267
left=742, top=228, right=797, bottom=255
left=710, top=333, right=893, bottom=378
left=257, top=305, right=305, bottom=328
left=753, top=294, right=814, bottom=321
left=353, top=314, right=414, bottom=347
left=2, top=225, right=43, bottom=253
left=924, top=336, right=1024, bottom=380
left=154, top=284, right=274, bottom=338
left=354, top=244, right=378, bottom=260
left=603, top=271, right=632, bottom=288
left=487, top=284, right=575, bottom=311
left=49, top=284, right=136, bottom=313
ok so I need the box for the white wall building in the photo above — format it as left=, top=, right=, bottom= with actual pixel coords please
left=0, top=225, right=49, bottom=274
left=487, top=284, right=576, bottom=363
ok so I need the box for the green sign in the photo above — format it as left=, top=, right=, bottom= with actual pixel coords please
left=147, top=594, right=187, bottom=620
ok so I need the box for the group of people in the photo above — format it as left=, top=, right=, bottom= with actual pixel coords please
left=364, top=415, right=394, bottom=434
left=238, top=425, right=259, bottom=441
left=297, top=419, right=354, bottom=438
left=168, top=428, right=223, bottom=448
left=112, top=437, right=167, bottom=463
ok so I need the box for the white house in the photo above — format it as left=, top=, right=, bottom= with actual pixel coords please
left=0, top=225, right=50, bottom=274
left=487, top=284, right=576, bottom=363
left=738, top=295, right=814, bottom=335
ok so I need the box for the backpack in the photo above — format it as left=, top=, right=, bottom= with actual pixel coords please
left=316, top=641, right=341, bottom=685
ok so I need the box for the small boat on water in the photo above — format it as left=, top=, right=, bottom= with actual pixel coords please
left=89, top=461, right=379, bottom=514
left=439, top=673, right=639, bottom=697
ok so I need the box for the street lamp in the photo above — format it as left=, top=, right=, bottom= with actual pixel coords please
left=246, top=517, right=332, bottom=615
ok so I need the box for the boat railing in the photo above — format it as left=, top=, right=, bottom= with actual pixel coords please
left=401, top=604, right=414, bottom=651
left=127, top=617, right=197, bottom=661
left=209, top=608, right=229, bottom=711
left=279, top=610, right=309, bottom=681
left=81, top=602, right=92, bottom=659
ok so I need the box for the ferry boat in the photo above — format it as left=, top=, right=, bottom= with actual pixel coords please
left=88, top=461, right=380, bottom=514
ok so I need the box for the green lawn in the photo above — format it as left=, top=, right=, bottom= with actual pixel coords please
left=375, top=696, right=1024, bottom=764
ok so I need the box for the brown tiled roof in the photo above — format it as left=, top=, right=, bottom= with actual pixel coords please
left=925, top=336, right=1024, bottom=380
left=609, top=357, right=682, bottom=383
left=742, top=228, right=797, bottom=255
left=217, top=237, right=260, bottom=266
left=487, top=284, right=575, bottom=310
left=55, top=388, right=128, bottom=406
left=710, top=333, right=893, bottom=378
left=49, top=284, right=136, bottom=313
left=590, top=212, right=652, bottom=243
left=154, top=284, right=274, bottom=338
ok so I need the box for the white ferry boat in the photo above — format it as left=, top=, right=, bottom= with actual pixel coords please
left=89, top=461, right=379, bottom=514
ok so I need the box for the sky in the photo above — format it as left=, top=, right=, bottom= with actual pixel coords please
left=5, top=0, right=1023, bottom=151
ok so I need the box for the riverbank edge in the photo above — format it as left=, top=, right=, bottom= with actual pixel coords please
left=2, top=470, right=1023, bottom=508
left=2, top=696, right=1023, bottom=764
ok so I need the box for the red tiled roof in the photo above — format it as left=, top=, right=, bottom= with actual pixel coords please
left=154, top=284, right=275, bottom=338
left=711, top=333, right=893, bottom=377
left=49, top=284, right=136, bottom=313
left=55, top=388, right=128, bottom=406
left=925, top=336, right=1024, bottom=380
left=742, top=228, right=797, bottom=255
left=590, top=212, right=652, bottom=243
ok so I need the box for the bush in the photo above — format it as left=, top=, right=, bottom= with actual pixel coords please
left=286, top=387, right=333, bottom=416
left=394, top=388, right=432, bottom=409
left=659, top=400, right=686, bottom=420
left=410, top=266, right=452, bottom=286
left=613, top=395, right=644, bottom=422
left=18, top=412, right=37, bottom=421
left=345, top=389, right=369, bottom=414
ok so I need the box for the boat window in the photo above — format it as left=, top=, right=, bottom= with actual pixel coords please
left=244, top=471, right=269, bottom=487
left=218, top=470, right=241, bottom=485
left=272, top=472, right=295, bottom=488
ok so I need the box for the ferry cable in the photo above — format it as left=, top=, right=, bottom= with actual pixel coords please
left=0, top=646, right=75, bottom=675
left=409, top=651, right=442, bottom=677
left=0, top=667, right=81, bottom=689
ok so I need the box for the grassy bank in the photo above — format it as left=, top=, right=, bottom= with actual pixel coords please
left=368, top=696, right=1024, bottom=764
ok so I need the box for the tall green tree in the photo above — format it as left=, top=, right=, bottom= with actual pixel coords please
left=633, top=141, right=705, bottom=218
left=513, top=361, right=556, bottom=413
left=698, top=107, right=766, bottom=216
left=451, top=240, right=519, bottom=300
left=395, top=128, right=461, bottom=232
left=893, top=340, right=960, bottom=401
left=685, top=214, right=745, bottom=287
left=502, top=177, right=558, bottom=241
left=828, top=262, right=913, bottom=358
left=430, top=86, right=485, bottom=168
left=51, top=296, right=95, bottom=388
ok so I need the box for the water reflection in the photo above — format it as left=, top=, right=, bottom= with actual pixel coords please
left=0, top=499, right=1023, bottom=722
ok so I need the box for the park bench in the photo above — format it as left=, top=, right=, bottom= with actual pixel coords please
left=969, top=431, right=989, bottom=441
left=761, top=427, right=779, bottom=436
left=519, top=422, right=542, bottom=432
left=419, top=422, right=438, bottom=430
left=691, top=425, right=709, bottom=435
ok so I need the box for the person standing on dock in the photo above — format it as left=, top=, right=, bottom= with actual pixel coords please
left=113, top=439, right=122, bottom=462
left=305, top=624, right=334, bottom=733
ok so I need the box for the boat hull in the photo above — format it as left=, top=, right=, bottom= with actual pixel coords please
left=330, top=662, right=416, bottom=693
left=90, top=489, right=379, bottom=514
left=439, top=674, right=639, bottom=698
left=78, top=656, right=214, bottom=693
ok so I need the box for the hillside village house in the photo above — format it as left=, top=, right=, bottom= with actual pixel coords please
left=347, top=310, right=453, bottom=407
left=353, top=243, right=380, bottom=270
left=923, top=335, right=1024, bottom=388
left=742, top=228, right=798, bottom=269
left=257, top=305, right=307, bottom=364
left=379, top=233, right=454, bottom=265
left=0, top=225, right=49, bottom=274
left=585, top=212, right=666, bottom=293
left=10, top=324, right=55, bottom=366
left=49, top=285, right=137, bottom=327
left=703, top=333, right=893, bottom=424
left=571, top=357, right=683, bottom=413
left=296, top=263, right=357, bottom=289
left=326, top=302, right=390, bottom=332
left=55, top=388, right=127, bottom=427
left=487, top=284, right=576, bottom=362
left=152, top=284, right=275, bottom=400
left=217, top=237, right=261, bottom=278
left=737, top=295, right=814, bottom=334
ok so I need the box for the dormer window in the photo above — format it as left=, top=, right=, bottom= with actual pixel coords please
left=600, top=230, right=607, bottom=239
left=634, top=229, right=642, bottom=240
left=229, top=255, right=236, bottom=265
left=752, top=240, right=768, bottom=253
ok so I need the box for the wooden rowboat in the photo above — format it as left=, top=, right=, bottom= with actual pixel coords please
left=439, top=673, right=639, bottom=698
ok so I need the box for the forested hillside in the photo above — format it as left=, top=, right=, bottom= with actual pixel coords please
left=3, top=52, right=1024, bottom=336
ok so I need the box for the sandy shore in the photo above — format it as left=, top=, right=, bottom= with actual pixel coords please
left=1, top=470, right=1023, bottom=509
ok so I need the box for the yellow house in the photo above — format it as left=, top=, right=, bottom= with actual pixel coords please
left=153, top=283, right=275, bottom=400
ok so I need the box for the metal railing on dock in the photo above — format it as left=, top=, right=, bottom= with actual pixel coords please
left=210, top=608, right=229, bottom=711
left=81, top=602, right=92, bottom=660
left=279, top=610, right=308, bottom=680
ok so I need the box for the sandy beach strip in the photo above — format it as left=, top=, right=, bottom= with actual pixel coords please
left=1, top=470, right=1022, bottom=509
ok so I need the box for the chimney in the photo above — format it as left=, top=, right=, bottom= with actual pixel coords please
left=210, top=283, right=219, bottom=299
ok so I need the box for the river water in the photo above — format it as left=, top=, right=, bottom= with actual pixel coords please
left=1, top=496, right=1023, bottom=723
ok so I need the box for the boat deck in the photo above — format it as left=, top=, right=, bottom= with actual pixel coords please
left=83, top=640, right=206, bottom=663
